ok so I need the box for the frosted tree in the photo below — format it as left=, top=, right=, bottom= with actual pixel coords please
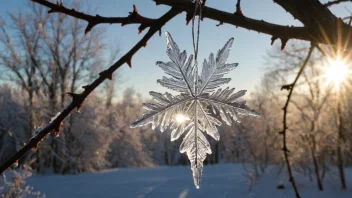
left=0, top=2, right=112, bottom=173
left=107, top=88, right=155, bottom=168
left=0, top=86, right=27, bottom=165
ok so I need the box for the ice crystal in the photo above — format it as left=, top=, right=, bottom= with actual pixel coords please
left=131, top=32, right=259, bottom=188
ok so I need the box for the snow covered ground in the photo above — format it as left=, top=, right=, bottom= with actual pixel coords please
left=26, top=164, right=352, bottom=198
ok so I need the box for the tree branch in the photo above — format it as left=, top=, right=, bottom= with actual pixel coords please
left=155, top=0, right=310, bottom=45
left=275, top=0, right=352, bottom=47
left=31, top=0, right=156, bottom=34
left=155, top=0, right=352, bottom=48
left=31, top=0, right=352, bottom=48
left=0, top=7, right=180, bottom=175
left=280, top=44, right=315, bottom=198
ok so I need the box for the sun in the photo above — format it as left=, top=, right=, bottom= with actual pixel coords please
left=324, top=58, right=350, bottom=88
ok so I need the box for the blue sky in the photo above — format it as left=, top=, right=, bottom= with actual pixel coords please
left=0, top=0, right=349, bottom=98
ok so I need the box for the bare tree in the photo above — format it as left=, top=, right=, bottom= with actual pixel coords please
left=0, top=2, right=109, bottom=173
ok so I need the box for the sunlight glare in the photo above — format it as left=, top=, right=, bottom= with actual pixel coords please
left=175, top=114, right=188, bottom=124
left=324, top=59, right=349, bottom=88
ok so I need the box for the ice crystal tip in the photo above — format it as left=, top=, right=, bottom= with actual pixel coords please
left=191, top=165, right=203, bottom=189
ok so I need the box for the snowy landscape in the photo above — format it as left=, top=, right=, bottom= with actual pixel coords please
left=24, top=164, right=352, bottom=198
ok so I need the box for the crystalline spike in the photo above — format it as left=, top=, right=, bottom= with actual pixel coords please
left=216, top=38, right=234, bottom=66
left=165, top=92, right=174, bottom=102
left=156, top=61, right=182, bottom=79
left=229, top=108, right=241, bottom=123
left=229, top=90, right=247, bottom=103
left=158, top=33, right=195, bottom=95
left=165, top=32, right=181, bottom=64
left=150, top=91, right=169, bottom=104
left=192, top=163, right=203, bottom=189
left=219, top=87, right=230, bottom=101
left=179, top=50, right=187, bottom=66
left=160, top=110, right=169, bottom=132
left=225, top=88, right=236, bottom=101
left=219, top=106, right=232, bottom=126
left=157, top=77, right=189, bottom=93
left=142, top=103, right=158, bottom=111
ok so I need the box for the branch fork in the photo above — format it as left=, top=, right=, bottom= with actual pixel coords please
left=123, top=5, right=156, bottom=34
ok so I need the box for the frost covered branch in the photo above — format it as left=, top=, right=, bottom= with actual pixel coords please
left=0, top=7, right=180, bottom=175
left=280, top=44, right=315, bottom=198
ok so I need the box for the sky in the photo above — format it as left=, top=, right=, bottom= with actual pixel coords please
left=0, top=0, right=349, bottom=99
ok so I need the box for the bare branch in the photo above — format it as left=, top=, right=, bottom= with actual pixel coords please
left=280, top=44, right=315, bottom=198
left=275, top=0, right=352, bottom=47
left=158, top=0, right=309, bottom=39
left=324, top=0, right=352, bottom=7
left=156, top=0, right=352, bottom=47
left=0, top=7, right=180, bottom=175
left=31, top=0, right=156, bottom=34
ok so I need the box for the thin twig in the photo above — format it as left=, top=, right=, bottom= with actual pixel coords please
left=280, top=44, right=315, bottom=198
left=0, top=7, right=180, bottom=175
left=324, top=0, right=352, bottom=7
left=235, top=0, right=243, bottom=16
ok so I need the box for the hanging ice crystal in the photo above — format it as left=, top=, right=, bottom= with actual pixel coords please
left=131, top=32, right=259, bottom=188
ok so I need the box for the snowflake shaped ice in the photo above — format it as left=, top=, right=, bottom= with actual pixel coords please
left=131, top=32, right=259, bottom=188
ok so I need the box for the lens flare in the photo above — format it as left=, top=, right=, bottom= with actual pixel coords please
left=325, top=60, right=348, bottom=84
left=323, top=58, right=351, bottom=89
